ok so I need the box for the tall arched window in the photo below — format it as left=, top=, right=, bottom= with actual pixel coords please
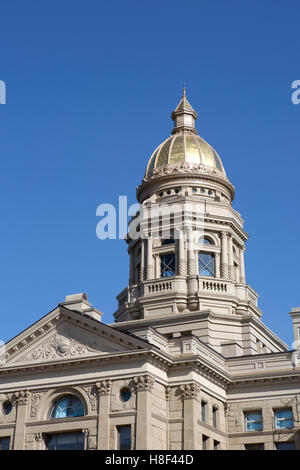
left=50, top=396, right=84, bottom=419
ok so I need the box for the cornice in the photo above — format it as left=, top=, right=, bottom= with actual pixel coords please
left=137, top=168, right=235, bottom=203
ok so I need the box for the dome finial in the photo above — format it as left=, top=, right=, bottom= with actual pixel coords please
left=171, top=87, right=198, bottom=135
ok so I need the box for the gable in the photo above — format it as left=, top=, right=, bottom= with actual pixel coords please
left=2, top=306, right=150, bottom=368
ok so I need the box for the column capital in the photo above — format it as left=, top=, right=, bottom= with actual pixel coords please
left=96, top=379, right=112, bottom=396
left=34, top=433, right=43, bottom=442
left=14, top=390, right=30, bottom=405
left=179, top=383, right=200, bottom=400
left=134, top=374, right=155, bottom=392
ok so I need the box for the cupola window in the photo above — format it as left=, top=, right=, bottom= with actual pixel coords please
left=198, top=236, right=213, bottom=245
left=162, top=238, right=175, bottom=245
left=198, top=252, right=215, bottom=277
left=160, top=253, right=176, bottom=277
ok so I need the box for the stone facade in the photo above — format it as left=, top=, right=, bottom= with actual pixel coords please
left=0, top=91, right=299, bottom=450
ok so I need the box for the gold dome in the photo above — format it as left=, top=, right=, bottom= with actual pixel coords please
left=144, top=89, right=226, bottom=179
left=145, top=133, right=225, bottom=178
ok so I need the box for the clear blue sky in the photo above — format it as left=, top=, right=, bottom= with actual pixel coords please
left=0, top=0, right=299, bottom=347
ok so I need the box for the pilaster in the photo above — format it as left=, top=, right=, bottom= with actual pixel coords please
left=13, top=390, right=30, bottom=450
left=180, top=383, right=200, bottom=450
left=96, top=380, right=112, bottom=450
left=134, top=374, right=155, bottom=449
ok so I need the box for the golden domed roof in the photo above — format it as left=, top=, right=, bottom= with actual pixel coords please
left=145, top=133, right=225, bottom=178
left=144, top=89, right=226, bottom=179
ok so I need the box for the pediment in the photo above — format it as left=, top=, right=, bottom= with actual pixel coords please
left=2, top=306, right=149, bottom=368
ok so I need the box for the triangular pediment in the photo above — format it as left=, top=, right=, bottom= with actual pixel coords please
left=2, top=306, right=150, bottom=368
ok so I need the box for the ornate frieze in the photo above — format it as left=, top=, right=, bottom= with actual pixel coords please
left=179, top=383, right=200, bottom=400
left=96, top=380, right=112, bottom=396
left=133, top=374, right=155, bottom=392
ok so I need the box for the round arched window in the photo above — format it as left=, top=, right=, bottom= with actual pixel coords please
left=50, top=396, right=84, bottom=419
left=2, top=401, right=12, bottom=415
left=198, top=237, right=213, bottom=245
left=120, top=387, right=131, bottom=402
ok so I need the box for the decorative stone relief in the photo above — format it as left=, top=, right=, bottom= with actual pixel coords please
left=96, top=380, right=112, bottom=396
left=81, top=385, right=98, bottom=411
left=14, top=390, right=30, bottom=405
left=14, top=328, right=126, bottom=364
left=165, top=386, right=171, bottom=401
left=30, top=392, right=46, bottom=418
left=179, top=383, right=200, bottom=400
left=133, top=374, right=155, bottom=392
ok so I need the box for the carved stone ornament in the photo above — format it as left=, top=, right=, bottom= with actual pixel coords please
left=96, top=380, right=112, bottom=396
left=165, top=386, right=171, bottom=401
left=179, top=383, right=200, bottom=400
left=81, top=385, right=98, bottom=411
left=14, top=390, right=30, bottom=405
left=133, top=374, right=155, bottom=392
left=34, top=433, right=43, bottom=442
left=144, top=162, right=228, bottom=182
left=30, top=392, right=46, bottom=418
left=15, top=329, right=125, bottom=364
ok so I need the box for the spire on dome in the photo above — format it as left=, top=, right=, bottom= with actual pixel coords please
left=171, top=87, right=198, bottom=135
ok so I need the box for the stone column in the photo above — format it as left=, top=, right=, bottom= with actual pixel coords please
left=129, top=250, right=134, bottom=285
left=215, top=252, right=221, bottom=278
left=134, top=374, right=155, bottom=450
left=186, top=228, right=195, bottom=275
left=145, top=238, right=153, bottom=280
left=139, top=240, right=144, bottom=282
left=96, top=380, right=112, bottom=450
left=180, top=383, right=200, bottom=450
left=82, top=428, right=90, bottom=450
left=220, top=231, right=228, bottom=278
left=154, top=254, right=160, bottom=279
left=228, top=234, right=234, bottom=280
left=176, top=228, right=186, bottom=276
left=239, top=246, right=246, bottom=283
left=13, top=390, right=30, bottom=450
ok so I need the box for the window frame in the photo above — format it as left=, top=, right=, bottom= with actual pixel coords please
left=50, top=395, right=85, bottom=420
left=160, top=252, right=176, bottom=278
left=45, top=432, right=85, bottom=450
left=117, top=425, right=132, bottom=450
left=274, top=409, right=294, bottom=430
left=244, top=411, right=263, bottom=432
left=198, top=251, right=215, bottom=277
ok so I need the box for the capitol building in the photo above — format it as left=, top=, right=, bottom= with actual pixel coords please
left=0, top=91, right=300, bottom=451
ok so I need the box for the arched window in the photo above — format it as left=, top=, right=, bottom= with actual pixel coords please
left=198, top=237, right=213, bottom=245
left=162, top=238, right=175, bottom=245
left=50, top=396, right=84, bottom=419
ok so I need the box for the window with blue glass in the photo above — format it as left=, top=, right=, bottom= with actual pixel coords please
left=0, top=437, right=10, bottom=450
left=117, top=425, right=131, bottom=450
left=46, top=432, right=84, bottom=450
left=198, top=252, right=215, bottom=277
left=275, top=441, right=295, bottom=450
left=162, top=238, right=175, bottom=245
left=160, top=253, right=175, bottom=277
left=245, top=412, right=263, bottom=431
left=50, top=396, right=84, bottom=419
left=274, top=409, right=294, bottom=429
left=198, top=237, right=213, bottom=245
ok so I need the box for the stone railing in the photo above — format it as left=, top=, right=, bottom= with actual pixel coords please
left=201, top=280, right=228, bottom=292
left=143, top=278, right=174, bottom=296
